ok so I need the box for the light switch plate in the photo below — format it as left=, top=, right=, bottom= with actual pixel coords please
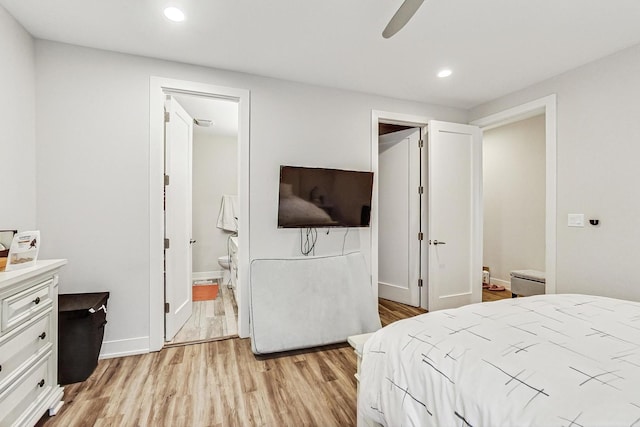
left=568, top=213, right=584, bottom=227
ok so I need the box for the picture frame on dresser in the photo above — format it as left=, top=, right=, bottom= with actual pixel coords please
left=0, top=259, right=67, bottom=427
left=0, top=230, right=17, bottom=272
left=0, top=230, right=17, bottom=254
left=4, top=231, right=41, bottom=272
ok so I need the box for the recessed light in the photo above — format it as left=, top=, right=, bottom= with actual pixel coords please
left=437, top=69, right=452, bottom=78
left=164, top=6, right=185, bottom=22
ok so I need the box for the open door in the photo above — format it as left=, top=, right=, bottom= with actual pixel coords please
left=378, top=128, right=422, bottom=306
left=427, top=120, right=482, bottom=311
left=164, top=96, right=194, bottom=341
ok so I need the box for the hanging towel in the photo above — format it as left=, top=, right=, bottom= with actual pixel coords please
left=217, top=195, right=239, bottom=232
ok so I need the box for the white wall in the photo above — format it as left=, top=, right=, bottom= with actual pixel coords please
left=34, top=40, right=468, bottom=356
left=192, top=131, right=237, bottom=273
left=471, top=43, right=640, bottom=301
left=483, top=115, right=545, bottom=285
left=0, top=6, right=36, bottom=231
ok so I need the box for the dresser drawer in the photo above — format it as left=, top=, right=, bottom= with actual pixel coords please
left=0, top=354, right=50, bottom=427
left=1, top=279, right=52, bottom=332
left=0, top=310, right=52, bottom=393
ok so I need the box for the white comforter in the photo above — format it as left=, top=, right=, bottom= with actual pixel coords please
left=359, top=294, right=640, bottom=427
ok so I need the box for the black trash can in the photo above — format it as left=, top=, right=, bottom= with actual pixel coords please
left=58, top=292, right=109, bottom=385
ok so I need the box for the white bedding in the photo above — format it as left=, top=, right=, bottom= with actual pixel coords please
left=359, top=294, right=640, bottom=426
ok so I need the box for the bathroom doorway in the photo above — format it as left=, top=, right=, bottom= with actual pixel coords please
left=148, top=77, right=250, bottom=353
left=164, top=94, right=240, bottom=347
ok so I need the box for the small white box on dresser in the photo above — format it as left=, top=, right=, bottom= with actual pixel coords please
left=0, top=260, right=67, bottom=427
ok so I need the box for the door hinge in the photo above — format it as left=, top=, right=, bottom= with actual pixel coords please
left=164, top=174, right=170, bottom=186
left=164, top=302, right=170, bottom=313
left=418, top=186, right=424, bottom=194
left=418, top=232, right=424, bottom=241
left=164, top=238, right=170, bottom=249
left=164, top=111, right=170, bottom=123
left=418, top=139, right=424, bottom=148
left=418, top=278, right=423, bottom=287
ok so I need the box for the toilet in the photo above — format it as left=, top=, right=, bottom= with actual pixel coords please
left=218, top=255, right=231, bottom=270
left=218, top=255, right=231, bottom=284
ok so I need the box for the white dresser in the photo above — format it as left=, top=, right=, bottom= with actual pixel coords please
left=0, top=260, right=66, bottom=427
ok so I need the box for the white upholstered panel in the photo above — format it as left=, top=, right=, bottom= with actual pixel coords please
left=249, top=252, right=381, bottom=354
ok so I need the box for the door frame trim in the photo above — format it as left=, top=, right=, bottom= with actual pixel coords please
left=149, top=77, right=251, bottom=351
left=470, top=94, right=557, bottom=295
left=371, top=111, right=431, bottom=309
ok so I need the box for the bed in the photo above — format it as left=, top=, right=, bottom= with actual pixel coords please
left=357, top=294, right=640, bottom=426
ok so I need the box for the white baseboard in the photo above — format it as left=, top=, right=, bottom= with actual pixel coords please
left=491, top=277, right=511, bottom=290
left=193, top=270, right=223, bottom=281
left=99, top=336, right=150, bottom=359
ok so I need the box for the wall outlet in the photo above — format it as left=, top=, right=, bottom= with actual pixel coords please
left=568, top=213, right=584, bottom=227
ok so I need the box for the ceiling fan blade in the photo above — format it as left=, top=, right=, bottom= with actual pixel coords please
left=382, top=0, right=425, bottom=39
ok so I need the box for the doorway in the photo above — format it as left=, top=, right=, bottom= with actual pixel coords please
left=163, top=94, right=240, bottom=346
left=371, top=111, right=483, bottom=312
left=471, top=94, right=557, bottom=295
left=149, top=77, right=250, bottom=352
left=377, top=125, right=422, bottom=307
left=482, top=114, right=545, bottom=293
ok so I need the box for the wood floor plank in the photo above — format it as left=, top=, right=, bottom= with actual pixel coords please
left=38, top=298, right=426, bottom=427
left=379, top=298, right=426, bottom=326
left=482, top=287, right=513, bottom=302
left=223, top=286, right=239, bottom=336
left=167, top=283, right=239, bottom=346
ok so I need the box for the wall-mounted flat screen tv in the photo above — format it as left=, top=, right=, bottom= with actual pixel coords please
left=278, top=165, right=374, bottom=228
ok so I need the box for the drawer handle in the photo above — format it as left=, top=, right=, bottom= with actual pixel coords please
left=33, top=297, right=41, bottom=304
left=39, top=332, right=47, bottom=340
left=38, top=379, right=45, bottom=388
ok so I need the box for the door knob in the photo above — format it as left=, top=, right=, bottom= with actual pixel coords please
left=432, top=240, right=446, bottom=245
left=189, top=239, right=197, bottom=245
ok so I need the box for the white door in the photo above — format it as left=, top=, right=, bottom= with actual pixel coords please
left=164, top=96, right=194, bottom=341
left=378, top=128, right=421, bottom=306
left=427, top=120, right=482, bottom=311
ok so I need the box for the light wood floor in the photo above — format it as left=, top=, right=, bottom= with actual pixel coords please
left=482, top=286, right=513, bottom=302
left=378, top=297, right=427, bottom=326
left=38, top=299, right=425, bottom=427
left=166, top=284, right=238, bottom=346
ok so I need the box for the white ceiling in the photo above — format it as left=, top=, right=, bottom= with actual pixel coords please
left=3, top=0, right=640, bottom=109
left=173, top=94, right=238, bottom=138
